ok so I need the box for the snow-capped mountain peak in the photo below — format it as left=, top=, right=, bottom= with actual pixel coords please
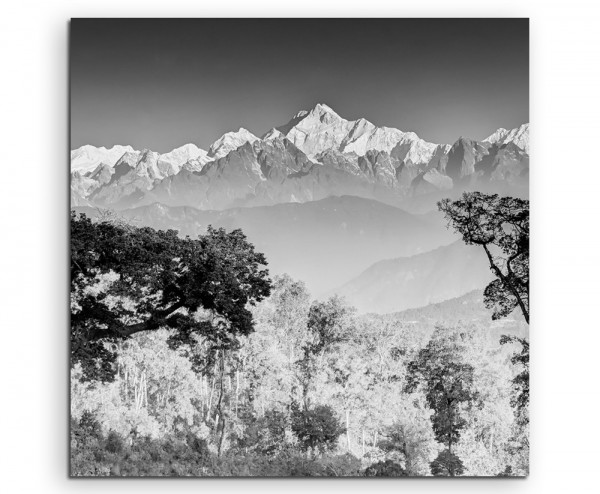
left=278, top=103, right=438, bottom=164
left=70, top=144, right=136, bottom=172
left=310, top=102, right=340, bottom=117
left=208, top=128, right=259, bottom=159
left=484, top=123, right=529, bottom=153
left=160, top=143, right=206, bottom=163
left=158, top=143, right=208, bottom=175
left=483, top=128, right=509, bottom=145
left=291, top=103, right=339, bottom=120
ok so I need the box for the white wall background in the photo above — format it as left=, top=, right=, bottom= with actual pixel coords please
left=1, top=1, right=598, bottom=492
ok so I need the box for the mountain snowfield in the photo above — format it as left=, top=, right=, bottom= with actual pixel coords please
left=70, top=104, right=529, bottom=312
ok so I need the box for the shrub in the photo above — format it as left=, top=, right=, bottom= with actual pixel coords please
left=364, top=459, right=408, bottom=477
left=291, top=405, right=345, bottom=453
left=430, top=449, right=465, bottom=476
left=105, top=430, right=124, bottom=454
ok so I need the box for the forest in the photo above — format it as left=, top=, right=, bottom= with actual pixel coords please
left=70, top=192, right=529, bottom=477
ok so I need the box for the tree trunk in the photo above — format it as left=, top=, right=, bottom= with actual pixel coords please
left=448, top=399, right=454, bottom=477
left=361, top=428, right=365, bottom=455
left=216, top=349, right=226, bottom=457
left=206, top=377, right=215, bottom=422
left=346, top=410, right=351, bottom=451
left=482, top=244, right=529, bottom=323
left=143, top=371, right=148, bottom=408
left=235, top=371, right=240, bottom=418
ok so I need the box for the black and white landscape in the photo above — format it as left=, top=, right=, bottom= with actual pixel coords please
left=70, top=18, right=529, bottom=477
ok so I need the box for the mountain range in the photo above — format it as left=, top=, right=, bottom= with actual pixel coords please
left=71, top=103, right=529, bottom=211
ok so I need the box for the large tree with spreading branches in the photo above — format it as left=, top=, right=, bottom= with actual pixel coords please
left=71, top=211, right=271, bottom=382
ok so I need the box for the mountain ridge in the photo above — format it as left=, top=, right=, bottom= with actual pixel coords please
left=71, top=103, right=529, bottom=212
left=330, top=240, right=494, bottom=313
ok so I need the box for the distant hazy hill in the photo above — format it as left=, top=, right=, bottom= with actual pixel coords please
left=391, top=290, right=493, bottom=322
left=331, top=240, right=494, bottom=313
left=73, top=195, right=454, bottom=295
left=361, top=290, right=528, bottom=344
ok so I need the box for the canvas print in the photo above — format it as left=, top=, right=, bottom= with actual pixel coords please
left=70, top=18, right=529, bottom=477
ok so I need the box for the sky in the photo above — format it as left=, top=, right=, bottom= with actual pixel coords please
left=71, top=19, right=529, bottom=153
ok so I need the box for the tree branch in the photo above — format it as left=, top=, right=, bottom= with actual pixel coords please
left=482, top=244, right=529, bottom=324
left=115, top=299, right=186, bottom=337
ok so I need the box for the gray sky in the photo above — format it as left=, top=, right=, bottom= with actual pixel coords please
left=71, top=18, right=529, bottom=153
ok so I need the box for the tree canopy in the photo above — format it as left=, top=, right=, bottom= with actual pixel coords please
left=438, top=192, right=529, bottom=323
left=405, top=326, right=477, bottom=475
left=71, top=211, right=271, bottom=382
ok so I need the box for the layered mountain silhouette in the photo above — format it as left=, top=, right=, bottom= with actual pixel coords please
left=73, top=195, right=456, bottom=295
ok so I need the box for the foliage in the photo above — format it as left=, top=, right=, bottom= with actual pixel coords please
left=451, top=342, right=515, bottom=476
left=364, top=459, right=407, bottom=477
left=500, top=335, right=530, bottom=414
left=291, top=404, right=346, bottom=453
left=70, top=411, right=108, bottom=476
left=105, top=430, right=124, bottom=454
left=70, top=412, right=361, bottom=477
left=498, top=335, right=530, bottom=476
left=406, top=326, right=476, bottom=451
left=438, top=192, right=529, bottom=323
left=296, top=296, right=356, bottom=409
left=70, top=329, right=204, bottom=440
left=233, top=409, right=288, bottom=456
left=377, top=402, right=441, bottom=476
left=305, top=296, right=355, bottom=355
left=430, top=449, right=465, bottom=477
left=71, top=212, right=271, bottom=382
